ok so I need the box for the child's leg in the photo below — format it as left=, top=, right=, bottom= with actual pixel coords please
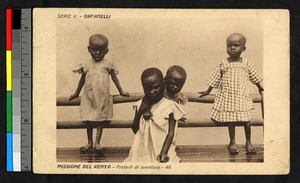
left=228, top=123, right=239, bottom=154
left=95, top=123, right=104, bottom=151
left=244, top=122, right=256, bottom=154
left=80, top=122, right=93, bottom=151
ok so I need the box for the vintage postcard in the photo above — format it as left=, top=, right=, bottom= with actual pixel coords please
left=33, top=8, right=289, bottom=174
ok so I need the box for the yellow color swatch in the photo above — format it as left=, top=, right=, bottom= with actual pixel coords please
left=6, top=50, right=11, bottom=91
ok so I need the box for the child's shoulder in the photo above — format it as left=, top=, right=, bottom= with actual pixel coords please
left=217, top=58, right=228, bottom=66
left=219, top=57, right=252, bottom=67
left=82, top=58, right=95, bottom=69
left=72, top=59, right=91, bottom=73
left=162, top=97, right=177, bottom=105
left=101, top=59, right=118, bottom=69
left=174, top=92, right=188, bottom=105
left=241, top=57, right=254, bottom=68
left=82, top=58, right=95, bottom=67
left=158, top=98, right=185, bottom=120
left=241, top=57, right=251, bottom=63
left=160, top=98, right=184, bottom=112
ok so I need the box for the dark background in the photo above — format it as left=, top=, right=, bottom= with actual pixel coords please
left=0, top=0, right=298, bottom=182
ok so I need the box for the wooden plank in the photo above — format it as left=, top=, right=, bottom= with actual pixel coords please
left=57, top=118, right=263, bottom=129
left=57, top=93, right=262, bottom=106
left=57, top=93, right=144, bottom=106
left=57, top=145, right=263, bottom=163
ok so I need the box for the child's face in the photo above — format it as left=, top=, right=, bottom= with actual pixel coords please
left=88, top=38, right=108, bottom=61
left=165, top=71, right=186, bottom=96
left=226, top=35, right=246, bottom=58
left=142, top=75, right=164, bottom=104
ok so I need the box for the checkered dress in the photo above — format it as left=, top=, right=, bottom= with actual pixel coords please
left=206, top=58, right=263, bottom=122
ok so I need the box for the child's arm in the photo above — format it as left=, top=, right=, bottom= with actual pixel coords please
left=256, top=81, right=264, bottom=118
left=198, top=86, right=213, bottom=98
left=131, top=98, right=151, bottom=134
left=256, top=81, right=264, bottom=93
left=131, top=111, right=142, bottom=134
left=69, top=71, right=86, bottom=101
left=111, top=72, right=129, bottom=96
left=157, top=113, right=176, bottom=163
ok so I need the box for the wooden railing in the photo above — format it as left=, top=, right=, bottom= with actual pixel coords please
left=57, top=93, right=263, bottom=129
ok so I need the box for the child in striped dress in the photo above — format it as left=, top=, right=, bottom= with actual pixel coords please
left=199, top=33, right=264, bottom=155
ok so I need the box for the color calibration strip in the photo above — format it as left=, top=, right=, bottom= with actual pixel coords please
left=6, top=9, right=32, bottom=172
left=6, top=9, right=13, bottom=172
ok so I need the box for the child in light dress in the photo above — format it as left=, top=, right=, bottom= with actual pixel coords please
left=125, top=68, right=185, bottom=162
left=199, top=33, right=264, bottom=155
left=143, top=65, right=188, bottom=120
left=69, top=34, right=129, bottom=152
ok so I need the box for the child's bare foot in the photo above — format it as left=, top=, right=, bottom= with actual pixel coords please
left=80, top=142, right=93, bottom=152
left=246, top=142, right=256, bottom=155
left=95, top=143, right=104, bottom=152
left=228, top=143, right=239, bottom=155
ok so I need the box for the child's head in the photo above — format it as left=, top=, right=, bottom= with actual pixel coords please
left=88, top=34, right=109, bottom=61
left=226, top=33, right=246, bottom=58
left=141, top=68, right=164, bottom=104
left=165, top=65, right=187, bottom=96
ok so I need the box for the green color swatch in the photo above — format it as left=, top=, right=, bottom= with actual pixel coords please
left=6, top=92, right=12, bottom=132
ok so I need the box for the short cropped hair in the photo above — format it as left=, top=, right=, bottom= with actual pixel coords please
left=89, top=34, right=109, bottom=47
left=226, top=33, right=246, bottom=46
left=141, top=67, right=164, bottom=83
left=166, top=65, right=187, bottom=81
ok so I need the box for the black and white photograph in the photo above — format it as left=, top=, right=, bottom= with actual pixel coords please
left=33, top=8, right=289, bottom=174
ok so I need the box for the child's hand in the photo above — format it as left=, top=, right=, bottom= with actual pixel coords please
left=120, top=91, right=130, bottom=97
left=259, top=89, right=264, bottom=95
left=177, top=97, right=187, bottom=105
left=179, top=116, right=187, bottom=123
left=157, top=153, right=170, bottom=163
left=198, top=91, right=209, bottom=98
left=138, top=99, right=151, bottom=115
left=69, top=93, right=79, bottom=101
left=143, top=110, right=152, bottom=120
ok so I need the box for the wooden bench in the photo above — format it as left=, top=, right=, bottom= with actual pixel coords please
left=57, top=93, right=262, bottom=106
left=57, top=92, right=263, bottom=162
left=57, top=118, right=263, bottom=129
left=57, top=145, right=264, bottom=163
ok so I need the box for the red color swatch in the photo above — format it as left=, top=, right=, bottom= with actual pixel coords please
left=6, top=9, right=12, bottom=50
